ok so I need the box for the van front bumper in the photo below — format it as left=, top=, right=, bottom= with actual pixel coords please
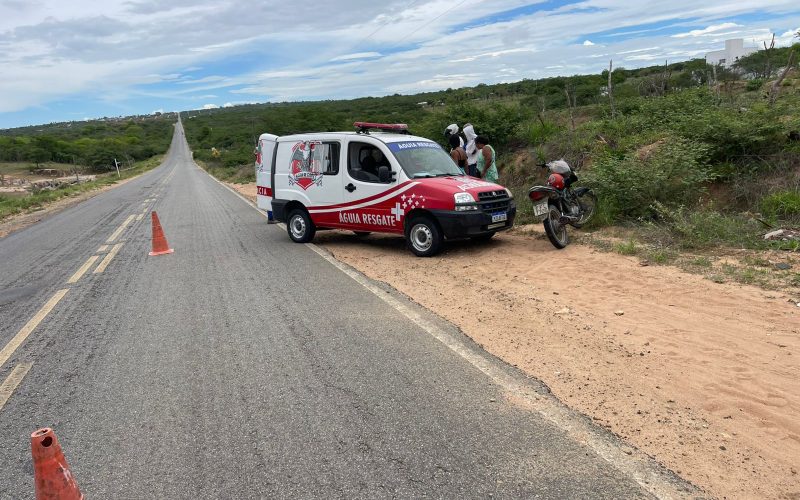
left=429, top=202, right=516, bottom=239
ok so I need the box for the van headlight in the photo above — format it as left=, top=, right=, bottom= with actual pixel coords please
left=454, top=192, right=478, bottom=211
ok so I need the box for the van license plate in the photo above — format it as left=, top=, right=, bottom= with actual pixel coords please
left=491, top=212, right=507, bottom=223
left=533, top=202, right=548, bottom=217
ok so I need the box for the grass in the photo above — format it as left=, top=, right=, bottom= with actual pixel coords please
left=645, top=247, right=676, bottom=264
left=689, top=256, right=713, bottom=268
left=0, top=162, right=75, bottom=177
left=0, top=156, right=163, bottom=220
left=613, top=239, right=639, bottom=255
left=197, top=161, right=255, bottom=184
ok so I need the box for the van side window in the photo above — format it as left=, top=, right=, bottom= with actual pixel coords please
left=348, top=142, right=392, bottom=183
left=321, top=142, right=340, bottom=175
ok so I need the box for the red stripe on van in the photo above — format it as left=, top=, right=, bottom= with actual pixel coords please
left=306, top=181, right=412, bottom=210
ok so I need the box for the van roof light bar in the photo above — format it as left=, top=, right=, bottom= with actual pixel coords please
left=353, top=122, right=410, bottom=135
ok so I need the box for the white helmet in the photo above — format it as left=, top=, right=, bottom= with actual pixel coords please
left=547, top=159, right=572, bottom=175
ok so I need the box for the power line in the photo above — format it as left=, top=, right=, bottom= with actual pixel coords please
left=341, top=0, right=472, bottom=74
left=344, top=0, right=424, bottom=54
left=391, top=0, right=470, bottom=48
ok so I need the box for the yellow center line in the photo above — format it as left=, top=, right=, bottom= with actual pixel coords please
left=106, top=214, right=135, bottom=244
left=0, top=363, right=33, bottom=411
left=136, top=213, right=144, bottom=221
left=97, top=245, right=109, bottom=252
left=93, top=243, right=124, bottom=274
left=0, top=289, right=69, bottom=369
left=66, top=255, right=100, bottom=284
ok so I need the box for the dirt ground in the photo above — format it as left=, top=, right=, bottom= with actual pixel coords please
left=233, top=181, right=800, bottom=499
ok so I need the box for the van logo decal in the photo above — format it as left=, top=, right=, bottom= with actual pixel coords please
left=255, top=141, right=263, bottom=172
left=288, top=140, right=324, bottom=190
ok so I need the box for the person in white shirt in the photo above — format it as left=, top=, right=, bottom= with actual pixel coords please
left=462, top=123, right=479, bottom=177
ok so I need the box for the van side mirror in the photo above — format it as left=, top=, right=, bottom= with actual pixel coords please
left=378, top=166, right=395, bottom=183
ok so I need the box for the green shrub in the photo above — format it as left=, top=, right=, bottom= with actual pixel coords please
left=761, top=190, right=800, bottom=219
left=746, top=79, right=764, bottom=92
left=584, top=137, right=713, bottom=220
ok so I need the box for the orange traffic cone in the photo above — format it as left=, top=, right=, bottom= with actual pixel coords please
left=149, top=211, right=174, bottom=256
left=30, top=428, right=84, bottom=500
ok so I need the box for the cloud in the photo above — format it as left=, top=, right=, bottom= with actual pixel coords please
left=202, top=103, right=218, bottom=109
left=1, top=0, right=800, bottom=125
left=672, top=22, right=743, bottom=38
left=330, top=51, right=382, bottom=62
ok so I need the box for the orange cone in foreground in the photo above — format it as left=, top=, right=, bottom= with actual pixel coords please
left=149, top=211, right=174, bottom=256
left=30, top=428, right=84, bottom=500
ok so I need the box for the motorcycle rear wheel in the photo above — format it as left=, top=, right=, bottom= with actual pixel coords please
left=543, top=205, right=569, bottom=249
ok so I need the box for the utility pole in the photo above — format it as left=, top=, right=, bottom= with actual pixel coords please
left=608, top=59, right=616, bottom=119
left=113, top=158, right=121, bottom=178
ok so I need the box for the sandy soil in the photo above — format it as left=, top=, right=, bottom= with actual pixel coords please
left=233, top=181, right=800, bottom=499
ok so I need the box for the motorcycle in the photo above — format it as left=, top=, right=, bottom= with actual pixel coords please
left=528, top=159, right=597, bottom=249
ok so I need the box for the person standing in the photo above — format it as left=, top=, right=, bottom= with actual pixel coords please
left=462, top=123, right=479, bottom=177
left=444, top=123, right=465, bottom=148
left=448, top=134, right=467, bottom=174
left=475, top=135, right=499, bottom=183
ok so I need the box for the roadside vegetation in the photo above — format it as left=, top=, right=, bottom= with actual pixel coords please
left=182, top=41, right=800, bottom=275
left=0, top=115, right=174, bottom=169
left=0, top=155, right=164, bottom=220
left=0, top=115, right=174, bottom=221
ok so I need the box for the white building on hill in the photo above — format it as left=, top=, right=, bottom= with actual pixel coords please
left=705, top=39, right=757, bottom=67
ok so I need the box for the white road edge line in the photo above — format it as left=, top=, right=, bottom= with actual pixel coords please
left=66, top=255, right=100, bottom=284
left=0, top=289, right=69, bottom=369
left=0, top=363, right=33, bottom=411
left=199, top=154, right=693, bottom=499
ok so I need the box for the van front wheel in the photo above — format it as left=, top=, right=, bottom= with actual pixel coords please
left=406, top=216, right=443, bottom=257
left=287, top=209, right=316, bottom=243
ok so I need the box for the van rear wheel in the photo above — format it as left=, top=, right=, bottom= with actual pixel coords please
left=287, top=209, right=316, bottom=243
left=405, top=216, right=443, bottom=257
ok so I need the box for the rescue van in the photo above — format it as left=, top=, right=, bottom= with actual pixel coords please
left=256, top=122, right=516, bottom=257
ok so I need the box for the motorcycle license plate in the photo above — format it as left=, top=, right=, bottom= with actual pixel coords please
left=491, top=212, right=507, bottom=223
left=533, top=201, right=549, bottom=217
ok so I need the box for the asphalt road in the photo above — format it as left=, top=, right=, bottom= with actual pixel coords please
left=0, top=122, right=686, bottom=498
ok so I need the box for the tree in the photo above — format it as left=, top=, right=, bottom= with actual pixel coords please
left=733, top=40, right=795, bottom=78
left=769, top=49, right=796, bottom=105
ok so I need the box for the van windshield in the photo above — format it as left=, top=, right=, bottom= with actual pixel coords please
left=387, top=141, right=465, bottom=178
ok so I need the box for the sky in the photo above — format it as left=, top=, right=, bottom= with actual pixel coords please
left=0, top=0, right=798, bottom=129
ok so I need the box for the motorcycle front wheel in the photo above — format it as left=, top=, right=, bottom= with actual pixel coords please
left=572, top=190, right=598, bottom=228
left=543, top=205, right=569, bottom=249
